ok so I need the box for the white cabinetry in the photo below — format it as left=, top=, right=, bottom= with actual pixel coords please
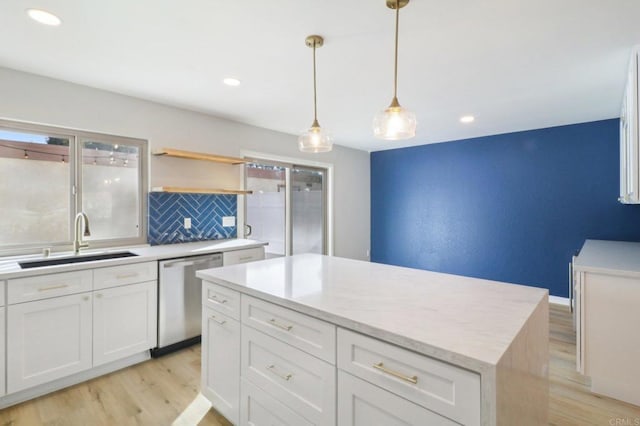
left=223, top=247, right=265, bottom=266
left=93, top=281, right=157, bottom=366
left=0, top=281, right=5, bottom=397
left=201, top=284, right=241, bottom=425
left=620, top=46, right=640, bottom=203
left=337, top=371, right=456, bottom=426
left=7, top=292, right=93, bottom=393
left=3, top=261, right=158, bottom=398
left=241, top=325, right=336, bottom=425
left=574, top=268, right=640, bottom=405
left=202, top=281, right=482, bottom=426
left=240, top=378, right=313, bottom=426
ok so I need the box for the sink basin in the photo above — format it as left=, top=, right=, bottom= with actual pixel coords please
left=19, top=251, right=139, bottom=269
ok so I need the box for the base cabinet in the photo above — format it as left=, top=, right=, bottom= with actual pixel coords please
left=337, top=371, right=456, bottom=426
left=240, top=378, right=313, bottom=426
left=7, top=293, right=93, bottom=393
left=577, top=270, right=640, bottom=405
left=0, top=307, right=5, bottom=397
left=2, top=261, right=158, bottom=402
left=202, top=306, right=240, bottom=425
left=93, top=281, right=157, bottom=366
left=202, top=282, right=483, bottom=426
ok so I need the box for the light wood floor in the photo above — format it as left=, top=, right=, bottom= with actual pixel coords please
left=0, top=304, right=639, bottom=425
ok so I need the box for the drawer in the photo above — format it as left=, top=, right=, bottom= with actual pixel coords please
left=93, top=261, right=157, bottom=290
left=242, top=294, right=336, bottom=363
left=0, top=281, right=5, bottom=306
left=337, top=328, right=481, bottom=426
left=240, top=378, right=314, bottom=426
left=242, top=325, right=335, bottom=425
left=337, top=371, right=457, bottom=426
left=203, top=281, right=240, bottom=320
left=223, top=247, right=265, bottom=266
left=8, top=270, right=93, bottom=304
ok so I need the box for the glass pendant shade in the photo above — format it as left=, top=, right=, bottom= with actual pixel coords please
left=299, top=35, right=332, bottom=153
left=373, top=103, right=416, bottom=140
left=374, top=0, right=416, bottom=141
left=298, top=122, right=333, bottom=153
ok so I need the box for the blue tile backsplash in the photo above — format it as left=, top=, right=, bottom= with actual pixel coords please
left=148, top=193, right=237, bottom=245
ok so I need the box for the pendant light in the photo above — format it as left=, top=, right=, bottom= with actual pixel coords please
left=299, top=35, right=333, bottom=153
left=373, top=0, right=416, bottom=140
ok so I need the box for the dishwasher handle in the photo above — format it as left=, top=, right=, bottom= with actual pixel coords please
left=162, top=256, right=222, bottom=269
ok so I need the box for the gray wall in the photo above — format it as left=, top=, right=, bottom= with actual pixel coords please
left=0, top=67, right=370, bottom=261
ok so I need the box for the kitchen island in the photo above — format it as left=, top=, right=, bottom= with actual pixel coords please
left=197, top=254, right=548, bottom=425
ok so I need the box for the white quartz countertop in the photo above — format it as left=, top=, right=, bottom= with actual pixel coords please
left=0, top=239, right=267, bottom=280
left=573, top=239, right=640, bottom=276
left=197, top=254, right=548, bottom=372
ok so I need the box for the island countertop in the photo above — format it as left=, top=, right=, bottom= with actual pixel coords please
left=197, top=253, right=548, bottom=372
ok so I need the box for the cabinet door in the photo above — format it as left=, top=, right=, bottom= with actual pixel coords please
left=93, top=281, right=157, bottom=366
left=240, top=378, right=313, bottom=426
left=7, top=293, right=92, bottom=393
left=0, top=306, right=5, bottom=397
left=202, top=307, right=240, bottom=425
left=337, top=371, right=457, bottom=426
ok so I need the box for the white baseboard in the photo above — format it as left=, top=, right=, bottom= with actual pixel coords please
left=549, top=295, right=570, bottom=306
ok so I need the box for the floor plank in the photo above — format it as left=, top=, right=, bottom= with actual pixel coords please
left=0, top=305, right=638, bottom=425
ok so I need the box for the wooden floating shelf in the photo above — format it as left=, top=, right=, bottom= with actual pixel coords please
left=151, top=186, right=253, bottom=195
left=152, top=148, right=249, bottom=165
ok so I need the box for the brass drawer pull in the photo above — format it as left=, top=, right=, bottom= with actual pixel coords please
left=209, top=294, right=228, bottom=304
left=37, top=284, right=69, bottom=292
left=266, top=365, right=292, bottom=381
left=210, top=315, right=227, bottom=325
left=116, top=272, right=138, bottom=279
left=373, top=362, right=418, bottom=384
left=269, top=318, right=293, bottom=331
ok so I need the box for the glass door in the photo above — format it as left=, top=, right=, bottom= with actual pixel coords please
left=245, top=161, right=327, bottom=257
left=245, top=163, right=286, bottom=257
left=291, top=166, right=326, bottom=255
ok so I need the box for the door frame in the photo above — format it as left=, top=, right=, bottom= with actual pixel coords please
left=238, top=150, right=334, bottom=257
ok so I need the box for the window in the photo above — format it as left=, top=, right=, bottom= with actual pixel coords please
left=0, top=120, right=147, bottom=254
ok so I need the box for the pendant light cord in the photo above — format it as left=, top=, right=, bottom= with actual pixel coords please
left=393, top=0, right=400, bottom=101
left=313, top=41, right=318, bottom=125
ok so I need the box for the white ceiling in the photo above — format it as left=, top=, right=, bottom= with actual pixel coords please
left=2, top=0, right=640, bottom=152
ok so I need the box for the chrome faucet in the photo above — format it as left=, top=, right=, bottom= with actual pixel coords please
left=73, top=212, right=91, bottom=255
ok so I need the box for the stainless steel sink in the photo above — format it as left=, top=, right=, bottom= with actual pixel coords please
left=19, top=251, right=139, bottom=269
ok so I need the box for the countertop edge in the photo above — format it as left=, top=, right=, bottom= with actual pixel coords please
left=0, top=239, right=268, bottom=280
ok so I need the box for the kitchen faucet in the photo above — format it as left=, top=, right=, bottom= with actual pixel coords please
left=73, top=212, right=91, bottom=255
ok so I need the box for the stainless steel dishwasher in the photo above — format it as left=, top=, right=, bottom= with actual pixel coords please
left=152, top=253, right=223, bottom=357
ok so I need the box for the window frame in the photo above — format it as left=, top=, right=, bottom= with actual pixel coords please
left=0, top=119, right=148, bottom=256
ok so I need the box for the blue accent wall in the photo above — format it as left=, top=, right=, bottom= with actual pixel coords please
left=371, top=119, right=640, bottom=297
left=148, top=193, right=237, bottom=245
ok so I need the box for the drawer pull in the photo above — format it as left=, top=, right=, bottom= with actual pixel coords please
left=37, top=284, right=69, bottom=292
left=269, top=318, right=293, bottom=331
left=373, top=362, right=418, bottom=385
left=266, top=364, right=293, bottom=381
left=116, top=272, right=138, bottom=279
left=239, top=256, right=253, bottom=261
left=210, top=315, right=227, bottom=325
left=209, top=294, right=228, bottom=304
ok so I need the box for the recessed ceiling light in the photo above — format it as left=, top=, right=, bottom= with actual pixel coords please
left=460, top=115, right=475, bottom=124
left=223, top=78, right=241, bottom=87
left=26, top=9, right=62, bottom=26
